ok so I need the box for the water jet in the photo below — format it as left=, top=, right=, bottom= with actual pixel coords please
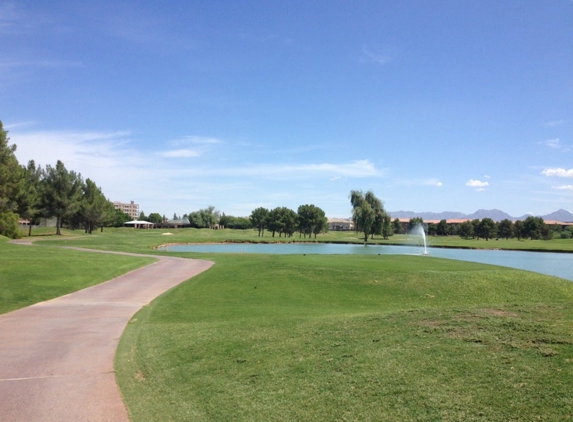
left=411, top=224, right=428, bottom=255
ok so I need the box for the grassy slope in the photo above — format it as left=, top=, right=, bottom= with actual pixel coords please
left=0, top=235, right=155, bottom=314
left=116, top=254, right=573, bottom=422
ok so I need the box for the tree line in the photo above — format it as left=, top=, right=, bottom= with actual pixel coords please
left=404, top=216, right=571, bottom=241
left=346, top=190, right=569, bottom=243
left=249, top=204, right=328, bottom=238
left=0, top=121, right=130, bottom=238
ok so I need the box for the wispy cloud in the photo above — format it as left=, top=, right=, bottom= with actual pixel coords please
left=553, top=185, right=573, bottom=191
left=541, top=168, right=573, bottom=178
left=4, top=121, right=38, bottom=130
left=159, top=149, right=201, bottom=158
left=539, top=138, right=561, bottom=149
left=8, top=127, right=386, bottom=215
left=201, top=159, right=383, bottom=179
left=170, top=135, right=223, bottom=146
left=10, top=129, right=139, bottom=170
left=0, top=3, right=24, bottom=35
left=360, top=45, right=391, bottom=65
left=545, top=119, right=564, bottom=127
left=159, top=136, right=223, bottom=158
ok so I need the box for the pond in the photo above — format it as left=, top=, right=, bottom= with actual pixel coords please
left=159, top=242, right=573, bottom=282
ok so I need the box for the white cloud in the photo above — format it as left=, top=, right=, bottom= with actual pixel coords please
left=553, top=185, right=573, bottom=191
left=204, top=159, right=383, bottom=179
left=8, top=127, right=386, bottom=216
left=541, top=168, right=573, bottom=178
left=160, top=149, right=201, bottom=158
left=466, top=179, right=489, bottom=187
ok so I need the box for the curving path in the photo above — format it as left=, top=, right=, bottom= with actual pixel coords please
left=0, top=246, right=213, bottom=421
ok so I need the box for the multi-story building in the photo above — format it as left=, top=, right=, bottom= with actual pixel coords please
left=113, top=201, right=139, bottom=220
left=328, top=218, right=354, bottom=231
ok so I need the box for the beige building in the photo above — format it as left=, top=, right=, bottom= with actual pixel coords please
left=328, top=218, right=354, bottom=231
left=113, top=201, right=140, bottom=219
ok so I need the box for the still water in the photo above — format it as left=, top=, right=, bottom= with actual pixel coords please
left=160, top=243, right=573, bottom=282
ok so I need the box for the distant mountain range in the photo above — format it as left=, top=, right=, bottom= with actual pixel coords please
left=388, top=208, right=573, bottom=222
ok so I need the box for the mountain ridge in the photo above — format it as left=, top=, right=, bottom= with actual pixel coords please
left=388, top=208, right=573, bottom=222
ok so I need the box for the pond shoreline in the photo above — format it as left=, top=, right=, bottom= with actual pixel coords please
left=156, top=239, right=573, bottom=254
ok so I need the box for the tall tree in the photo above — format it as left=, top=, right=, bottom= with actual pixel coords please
left=188, top=206, right=220, bottom=228
left=523, top=216, right=547, bottom=240
left=266, top=207, right=297, bottom=237
left=436, top=219, right=449, bottom=236
left=111, top=209, right=131, bottom=227
left=267, top=207, right=282, bottom=237
left=249, top=207, right=269, bottom=237
left=497, top=219, right=514, bottom=240
left=392, top=218, right=403, bottom=235
left=514, top=220, right=525, bottom=240
left=41, top=160, right=83, bottom=235
left=458, top=220, right=474, bottom=239
left=16, top=160, right=43, bottom=236
left=471, top=219, right=481, bottom=239
left=381, top=213, right=393, bottom=239
left=296, top=204, right=328, bottom=239
left=477, top=218, right=497, bottom=241
left=349, top=190, right=377, bottom=243
left=148, top=213, right=164, bottom=224
left=79, top=178, right=109, bottom=234
left=0, top=121, right=24, bottom=238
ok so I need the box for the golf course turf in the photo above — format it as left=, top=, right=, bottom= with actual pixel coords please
left=4, top=229, right=573, bottom=420
left=115, top=253, right=573, bottom=421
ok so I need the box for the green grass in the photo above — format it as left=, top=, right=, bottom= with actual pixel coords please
left=0, top=236, right=155, bottom=314
left=32, top=226, right=573, bottom=253
left=10, top=229, right=573, bottom=419
left=116, top=254, right=573, bottom=421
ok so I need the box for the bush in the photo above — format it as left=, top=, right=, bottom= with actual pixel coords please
left=0, top=211, right=21, bottom=239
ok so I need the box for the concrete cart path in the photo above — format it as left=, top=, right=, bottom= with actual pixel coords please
left=0, top=247, right=213, bottom=422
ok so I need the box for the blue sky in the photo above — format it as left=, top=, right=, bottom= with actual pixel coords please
left=1, top=1, right=571, bottom=218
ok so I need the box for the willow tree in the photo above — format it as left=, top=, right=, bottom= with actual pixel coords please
left=350, top=190, right=377, bottom=242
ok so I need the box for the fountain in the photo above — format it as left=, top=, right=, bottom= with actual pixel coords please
left=411, top=224, right=428, bottom=255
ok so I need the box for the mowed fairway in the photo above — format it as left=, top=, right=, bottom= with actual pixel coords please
left=116, top=253, right=573, bottom=421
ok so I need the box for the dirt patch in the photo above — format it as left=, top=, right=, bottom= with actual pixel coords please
left=134, top=371, right=146, bottom=381
left=482, top=308, right=519, bottom=318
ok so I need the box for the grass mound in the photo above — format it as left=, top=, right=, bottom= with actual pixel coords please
left=116, top=254, right=573, bottom=421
